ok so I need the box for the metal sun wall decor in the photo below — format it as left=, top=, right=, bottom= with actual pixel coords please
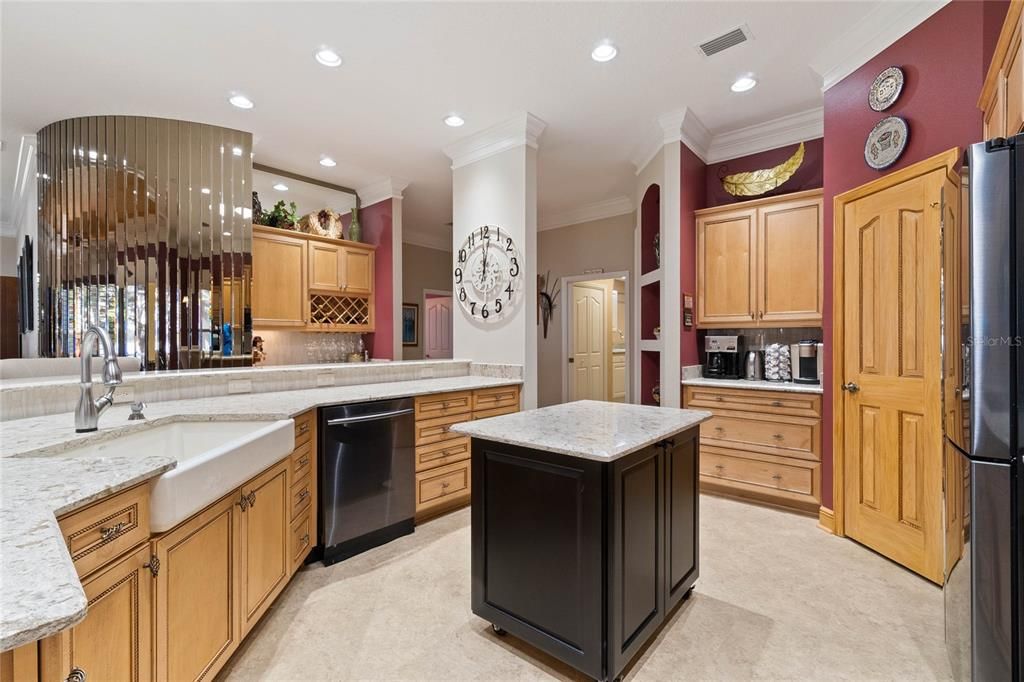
left=537, top=271, right=560, bottom=339
left=720, top=142, right=806, bottom=197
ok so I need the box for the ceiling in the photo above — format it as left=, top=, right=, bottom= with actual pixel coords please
left=1, top=1, right=935, bottom=246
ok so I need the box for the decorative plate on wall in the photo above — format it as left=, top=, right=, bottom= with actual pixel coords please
left=868, top=66, right=904, bottom=111
left=864, top=116, right=909, bottom=170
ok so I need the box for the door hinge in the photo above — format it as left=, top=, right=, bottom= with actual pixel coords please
left=144, top=555, right=160, bottom=577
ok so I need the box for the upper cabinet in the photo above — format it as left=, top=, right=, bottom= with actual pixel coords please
left=696, top=189, right=823, bottom=329
left=253, top=225, right=376, bottom=332
left=980, top=2, right=1024, bottom=139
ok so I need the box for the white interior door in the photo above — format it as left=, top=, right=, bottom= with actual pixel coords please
left=570, top=283, right=605, bottom=401
left=424, top=296, right=453, bottom=359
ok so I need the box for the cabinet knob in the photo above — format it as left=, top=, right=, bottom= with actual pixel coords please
left=66, top=668, right=87, bottom=682
left=772, top=433, right=784, bottom=441
left=298, top=489, right=310, bottom=501
left=247, top=491, right=257, bottom=508
left=301, top=533, right=310, bottom=546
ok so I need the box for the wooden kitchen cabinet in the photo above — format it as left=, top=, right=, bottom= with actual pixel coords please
left=696, top=189, right=823, bottom=328
left=239, top=459, right=290, bottom=636
left=152, top=492, right=241, bottom=682
left=252, top=227, right=308, bottom=328
left=307, top=241, right=374, bottom=295
left=0, top=642, right=38, bottom=682
left=253, top=225, right=375, bottom=331
left=683, top=384, right=822, bottom=513
left=413, top=385, right=522, bottom=520
left=41, top=545, right=153, bottom=682
left=980, top=2, right=1024, bottom=139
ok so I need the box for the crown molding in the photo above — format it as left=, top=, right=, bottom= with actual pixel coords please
left=357, top=177, right=409, bottom=208
left=403, top=227, right=452, bottom=252
left=539, top=195, right=634, bottom=231
left=810, top=0, right=948, bottom=91
left=706, top=107, right=823, bottom=163
left=443, top=112, right=547, bottom=170
left=660, top=107, right=711, bottom=162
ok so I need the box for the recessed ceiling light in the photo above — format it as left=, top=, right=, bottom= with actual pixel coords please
left=730, top=76, right=757, bottom=93
left=232, top=146, right=243, bottom=157
left=443, top=114, right=465, bottom=128
left=319, top=156, right=337, bottom=167
left=228, top=93, right=254, bottom=109
left=272, top=182, right=289, bottom=191
left=223, top=231, right=232, bottom=237
left=314, top=46, right=343, bottom=68
left=591, top=41, right=618, bottom=63
left=200, top=187, right=210, bottom=194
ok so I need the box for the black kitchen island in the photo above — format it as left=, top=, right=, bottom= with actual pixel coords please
left=451, top=400, right=711, bottom=682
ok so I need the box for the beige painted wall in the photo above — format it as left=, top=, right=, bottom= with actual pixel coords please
left=402, top=242, right=452, bottom=360
left=537, top=212, right=635, bottom=407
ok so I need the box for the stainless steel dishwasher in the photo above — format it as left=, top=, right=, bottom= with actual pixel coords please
left=319, top=398, right=415, bottom=565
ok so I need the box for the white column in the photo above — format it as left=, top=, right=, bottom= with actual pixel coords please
left=444, top=113, right=546, bottom=409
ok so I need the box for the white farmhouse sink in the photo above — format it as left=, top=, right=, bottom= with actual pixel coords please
left=61, top=420, right=295, bottom=531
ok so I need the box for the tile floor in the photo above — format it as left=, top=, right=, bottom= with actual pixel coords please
left=219, top=495, right=953, bottom=681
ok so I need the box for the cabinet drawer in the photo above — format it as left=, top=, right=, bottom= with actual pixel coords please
left=415, top=460, right=470, bottom=512
left=290, top=474, right=313, bottom=520
left=59, top=483, right=150, bottom=578
left=473, top=404, right=519, bottom=420
left=416, top=436, right=470, bottom=472
left=290, top=440, right=313, bottom=485
left=684, top=386, right=820, bottom=418
left=415, top=391, right=472, bottom=420
left=700, top=450, right=813, bottom=496
left=702, top=413, right=818, bottom=461
left=472, top=385, right=520, bottom=412
left=290, top=511, right=313, bottom=571
left=294, top=410, right=314, bottom=449
left=415, top=412, right=469, bottom=446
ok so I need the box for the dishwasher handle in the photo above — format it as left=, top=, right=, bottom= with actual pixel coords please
left=326, top=408, right=415, bottom=426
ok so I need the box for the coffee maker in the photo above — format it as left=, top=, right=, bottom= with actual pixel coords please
left=703, top=335, right=744, bottom=380
left=790, top=340, right=823, bottom=384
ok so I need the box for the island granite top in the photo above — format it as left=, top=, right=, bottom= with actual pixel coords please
left=450, top=400, right=711, bottom=462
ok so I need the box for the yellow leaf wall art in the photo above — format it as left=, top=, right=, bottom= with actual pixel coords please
left=721, top=142, right=805, bottom=197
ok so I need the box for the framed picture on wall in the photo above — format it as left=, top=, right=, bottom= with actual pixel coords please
left=402, top=303, right=419, bottom=346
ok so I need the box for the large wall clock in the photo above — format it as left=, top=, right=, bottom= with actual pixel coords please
left=454, top=224, right=522, bottom=321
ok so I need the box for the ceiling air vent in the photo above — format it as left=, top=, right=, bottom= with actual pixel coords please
left=697, top=25, right=752, bottom=57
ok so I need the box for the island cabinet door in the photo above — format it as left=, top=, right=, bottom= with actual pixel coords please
left=607, top=444, right=666, bottom=680
left=470, top=440, right=605, bottom=680
left=664, top=429, right=699, bottom=612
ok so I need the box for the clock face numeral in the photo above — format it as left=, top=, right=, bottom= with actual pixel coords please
left=454, top=224, right=522, bottom=321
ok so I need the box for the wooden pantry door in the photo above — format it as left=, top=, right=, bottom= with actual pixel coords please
left=835, top=150, right=958, bottom=585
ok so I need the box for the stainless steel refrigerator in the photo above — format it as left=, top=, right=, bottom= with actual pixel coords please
left=944, top=137, right=1023, bottom=681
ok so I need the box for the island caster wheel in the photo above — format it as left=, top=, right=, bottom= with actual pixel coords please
left=491, top=624, right=507, bottom=636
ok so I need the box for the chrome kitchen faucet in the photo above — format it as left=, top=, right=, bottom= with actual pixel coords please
left=75, top=325, right=123, bottom=432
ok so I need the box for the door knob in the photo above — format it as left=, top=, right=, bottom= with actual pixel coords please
left=841, top=382, right=860, bottom=393
left=568, top=358, right=574, bottom=364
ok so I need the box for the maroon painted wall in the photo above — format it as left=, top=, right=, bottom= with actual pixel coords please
left=360, top=199, right=394, bottom=360
left=680, top=143, right=705, bottom=366
left=819, top=0, right=1005, bottom=509
left=706, top=138, right=824, bottom=208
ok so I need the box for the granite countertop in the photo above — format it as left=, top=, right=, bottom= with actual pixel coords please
left=681, top=376, right=824, bottom=395
left=450, top=400, right=711, bottom=462
left=0, top=373, right=521, bottom=651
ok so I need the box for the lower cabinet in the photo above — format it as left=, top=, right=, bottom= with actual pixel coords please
left=40, top=545, right=154, bottom=682
left=239, top=461, right=290, bottom=635
left=152, top=493, right=241, bottom=682
left=471, top=429, right=699, bottom=682
left=154, top=458, right=290, bottom=681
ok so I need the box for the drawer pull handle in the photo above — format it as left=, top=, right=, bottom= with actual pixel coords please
left=301, top=533, right=310, bottom=546
left=714, top=464, right=725, bottom=473
left=715, top=396, right=724, bottom=402
left=236, top=494, right=248, bottom=512
left=772, top=433, right=784, bottom=441
left=772, top=474, right=783, bottom=482
left=247, top=491, right=257, bottom=508
left=714, top=426, right=725, bottom=434
left=66, top=667, right=87, bottom=682
left=442, top=401, right=450, bottom=409
left=298, top=489, right=310, bottom=501
left=297, top=456, right=310, bottom=468
left=771, top=401, right=783, bottom=407
left=298, top=422, right=310, bottom=435
left=442, top=425, right=451, bottom=433
left=99, top=521, right=126, bottom=542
